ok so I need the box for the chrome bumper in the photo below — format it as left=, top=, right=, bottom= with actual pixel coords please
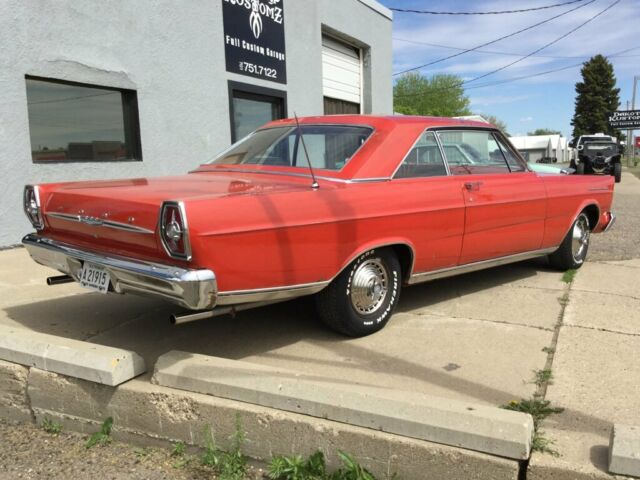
left=604, top=212, right=616, bottom=233
left=22, top=234, right=217, bottom=310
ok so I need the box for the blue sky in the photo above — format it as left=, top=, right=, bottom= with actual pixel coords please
left=378, top=0, right=640, bottom=138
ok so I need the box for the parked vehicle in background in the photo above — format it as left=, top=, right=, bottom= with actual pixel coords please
left=570, top=135, right=623, bottom=183
left=23, top=116, right=616, bottom=337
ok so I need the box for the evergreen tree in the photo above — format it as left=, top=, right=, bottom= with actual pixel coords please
left=394, top=72, right=471, bottom=117
left=571, top=55, right=620, bottom=140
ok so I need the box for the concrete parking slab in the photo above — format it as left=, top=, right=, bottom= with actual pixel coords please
left=153, top=350, right=534, bottom=459
left=528, top=327, right=640, bottom=479
left=609, top=424, right=640, bottom=478
left=0, top=325, right=146, bottom=386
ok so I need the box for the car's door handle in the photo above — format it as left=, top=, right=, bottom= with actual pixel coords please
left=464, top=181, right=483, bottom=191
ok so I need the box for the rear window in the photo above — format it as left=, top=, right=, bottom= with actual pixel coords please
left=208, top=125, right=372, bottom=171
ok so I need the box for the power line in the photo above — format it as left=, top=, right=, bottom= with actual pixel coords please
left=464, top=0, right=621, bottom=85
left=392, top=37, right=640, bottom=60
left=393, top=0, right=596, bottom=77
left=389, top=0, right=588, bottom=15
left=393, top=46, right=640, bottom=98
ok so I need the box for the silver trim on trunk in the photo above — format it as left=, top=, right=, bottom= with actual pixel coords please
left=46, top=212, right=155, bottom=235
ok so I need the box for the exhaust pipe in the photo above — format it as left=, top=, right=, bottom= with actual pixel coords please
left=170, top=300, right=284, bottom=325
left=47, top=275, right=74, bottom=285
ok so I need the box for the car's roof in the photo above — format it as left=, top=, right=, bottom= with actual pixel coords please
left=264, top=114, right=495, bottom=131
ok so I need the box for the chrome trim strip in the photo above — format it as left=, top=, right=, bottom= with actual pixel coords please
left=604, top=212, right=616, bottom=232
left=46, top=212, right=155, bottom=235
left=22, top=234, right=215, bottom=310
left=193, top=168, right=389, bottom=184
left=217, top=281, right=330, bottom=305
left=408, top=247, right=557, bottom=285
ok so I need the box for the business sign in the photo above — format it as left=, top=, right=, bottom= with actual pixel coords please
left=222, top=0, right=287, bottom=84
left=609, top=110, right=640, bottom=129
left=635, top=136, right=640, bottom=148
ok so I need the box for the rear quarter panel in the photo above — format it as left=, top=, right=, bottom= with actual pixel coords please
left=539, top=174, right=614, bottom=248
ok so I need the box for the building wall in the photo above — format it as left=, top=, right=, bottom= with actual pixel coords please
left=0, top=0, right=392, bottom=246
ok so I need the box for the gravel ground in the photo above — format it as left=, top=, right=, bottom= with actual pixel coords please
left=588, top=171, right=640, bottom=261
left=0, top=419, right=266, bottom=480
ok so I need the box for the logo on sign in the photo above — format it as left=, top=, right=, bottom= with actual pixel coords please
left=225, top=0, right=283, bottom=39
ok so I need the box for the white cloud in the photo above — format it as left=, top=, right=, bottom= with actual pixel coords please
left=520, top=116, right=534, bottom=123
left=470, top=94, right=532, bottom=106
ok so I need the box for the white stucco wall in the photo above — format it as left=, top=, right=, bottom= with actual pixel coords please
left=0, top=0, right=392, bottom=247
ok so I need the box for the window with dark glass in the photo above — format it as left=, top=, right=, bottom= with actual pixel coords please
left=394, top=131, right=447, bottom=179
left=25, top=76, right=141, bottom=163
left=229, top=82, right=286, bottom=142
left=209, top=125, right=372, bottom=171
left=438, top=130, right=510, bottom=175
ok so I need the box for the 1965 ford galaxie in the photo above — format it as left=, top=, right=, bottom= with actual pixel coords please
left=23, top=115, right=615, bottom=336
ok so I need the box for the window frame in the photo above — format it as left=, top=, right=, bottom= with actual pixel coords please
left=492, top=130, right=530, bottom=173
left=391, top=129, right=450, bottom=180
left=228, top=80, right=288, bottom=143
left=25, top=75, right=142, bottom=164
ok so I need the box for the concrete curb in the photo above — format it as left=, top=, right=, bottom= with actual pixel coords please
left=0, top=325, right=145, bottom=386
left=609, top=424, right=640, bottom=478
left=152, top=350, right=534, bottom=460
left=24, top=367, right=521, bottom=480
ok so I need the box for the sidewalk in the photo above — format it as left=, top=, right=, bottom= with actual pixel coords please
left=529, top=173, right=640, bottom=479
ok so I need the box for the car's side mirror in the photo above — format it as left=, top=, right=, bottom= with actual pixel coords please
left=577, top=145, right=584, bottom=151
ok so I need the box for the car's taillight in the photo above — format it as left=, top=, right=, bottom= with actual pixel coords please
left=23, top=185, right=44, bottom=230
left=160, top=201, right=191, bottom=260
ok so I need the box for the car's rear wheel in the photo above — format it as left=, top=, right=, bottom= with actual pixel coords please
left=548, top=212, right=590, bottom=270
left=613, top=162, right=622, bottom=183
left=315, top=248, right=401, bottom=337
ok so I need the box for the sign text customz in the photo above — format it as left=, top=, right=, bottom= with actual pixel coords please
left=609, top=110, right=640, bottom=130
left=222, top=0, right=287, bottom=84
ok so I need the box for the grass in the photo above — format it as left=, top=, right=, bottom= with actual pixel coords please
left=533, top=369, right=554, bottom=390
left=41, top=417, right=62, bottom=434
left=541, top=346, right=555, bottom=354
left=268, top=450, right=377, bottom=480
left=200, top=415, right=247, bottom=480
left=561, top=269, right=577, bottom=284
left=85, top=417, right=113, bottom=449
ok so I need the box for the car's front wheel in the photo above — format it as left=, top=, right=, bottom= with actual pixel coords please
left=548, top=212, right=590, bottom=270
left=315, top=248, right=401, bottom=337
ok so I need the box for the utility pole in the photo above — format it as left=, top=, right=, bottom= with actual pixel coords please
left=632, top=76, right=639, bottom=166
left=627, top=100, right=631, bottom=166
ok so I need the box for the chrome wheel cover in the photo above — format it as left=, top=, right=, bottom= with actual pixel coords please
left=350, top=258, right=389, bottom=315
left=572, top=215, right=590, bottom=262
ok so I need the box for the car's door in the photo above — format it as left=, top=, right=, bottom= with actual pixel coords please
left=437, top=129, right=547, bottom=265
left=390, top=130, right=466, bottom=273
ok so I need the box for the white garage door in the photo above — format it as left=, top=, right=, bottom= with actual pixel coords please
left=322, top=35, right=361, bottom=108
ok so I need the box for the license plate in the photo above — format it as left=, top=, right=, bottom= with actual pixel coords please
left=79, top=263, right=110, bottom=293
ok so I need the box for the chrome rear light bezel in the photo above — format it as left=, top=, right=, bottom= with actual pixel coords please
left=159, top=200, right=192, bottom=261
left=23, top=185, right=44, bottom=230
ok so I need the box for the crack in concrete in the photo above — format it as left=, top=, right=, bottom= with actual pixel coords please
left=594, top=261, right=640, bottom=270
left=563, top=323, right=640, bottom=338
left=414, top=310, right=555, bottom=332
left=83, top=306, right=167, bottom=341
left=570, top=288, right=640, bottom=302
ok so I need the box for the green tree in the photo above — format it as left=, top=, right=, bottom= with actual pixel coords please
left=528, top=128, right=561, bottom=136
left=478, top=114, right=509, bottom=135
left=394, top=72, right=471, bottom=117
left=571, top=55, right=620, bottom=139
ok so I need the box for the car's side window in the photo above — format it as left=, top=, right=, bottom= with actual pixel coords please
left=394, top=131, right=448, bottom=179
left=494, top=133, right=527, bottom=172
left=437, top=130, right=510, bottom=175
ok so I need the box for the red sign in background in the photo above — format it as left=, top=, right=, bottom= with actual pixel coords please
left=636, top=137, right=640, bottom=148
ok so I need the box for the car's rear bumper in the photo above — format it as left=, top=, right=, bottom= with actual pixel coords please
left=593, top=211, right=616, bottom=233
left=22, top=234, right=217, bottom=310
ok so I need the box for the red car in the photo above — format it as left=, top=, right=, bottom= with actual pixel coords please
left=23, top=115, right=615, bottom=336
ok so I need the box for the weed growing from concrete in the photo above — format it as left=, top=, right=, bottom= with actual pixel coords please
left=531, top=431, right=561, bottom=457
left=561, top=269, right=577, bottom=284
left=171, top=440, right=186, bottom=457
left=133, top=447, right=149, bottom=458
left=200, top=415, right=247, bottom=480
left=85, top=417, right=113, bottom=449
left=533, top=369, right=553, bottom=390
left=268, top=450, right=378, bottom=480
left=541, top=346, right=555, bottom=354
left=558, top=292, right=570, bottom=306
left=41, top=417, right=62, bottom=434
left=503, top=399, right=564, bottom=430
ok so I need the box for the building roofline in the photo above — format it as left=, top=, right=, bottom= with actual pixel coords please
left=357, top=0, right=393, bottom=20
